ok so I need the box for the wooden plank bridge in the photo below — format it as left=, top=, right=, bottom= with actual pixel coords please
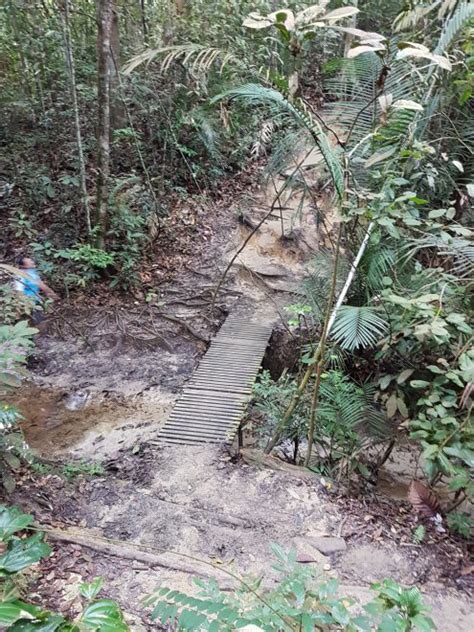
left=158, top=314, right=274, bottom=445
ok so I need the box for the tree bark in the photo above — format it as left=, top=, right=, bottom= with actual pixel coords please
left=96, top=0, right=113, bottom=247
left=140, top=0, right=148, bottom=43
left=343, top=0, right=358, bottom=57
left=109, top=2, right=124, bottom=129
left=60, top=0, right=91, bottom=235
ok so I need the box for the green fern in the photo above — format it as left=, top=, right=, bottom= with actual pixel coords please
left=361, top=244, right=396, bottom=292
left=412, top=524, right=426, bottom=544
left=331, top=306, right=389, bottom=351
left=404, top=234, right=474, bottom=279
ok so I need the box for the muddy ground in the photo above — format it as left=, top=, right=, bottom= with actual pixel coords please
left=5, top=162, right=474, bottom=630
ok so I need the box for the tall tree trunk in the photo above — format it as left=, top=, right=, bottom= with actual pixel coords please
left=140, top=0, right=148, bottom=43
left=60, top=0, right=91, bottom=235
left=109, top=3, right=124, bottom=129
left=96, top=0, right=113, bottom=248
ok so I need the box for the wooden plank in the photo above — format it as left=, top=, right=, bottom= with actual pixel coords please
left=158, top=313, right=273, bottom=445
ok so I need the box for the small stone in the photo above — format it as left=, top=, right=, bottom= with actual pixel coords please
left=323, top=563, right=331, bottom=571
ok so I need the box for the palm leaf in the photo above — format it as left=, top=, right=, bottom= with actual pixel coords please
left=122, top=44, right=240, bottom=76
left=319, top=377, right=365, bottom=429
left=361, top=244, right=396, bottom=291
left=211, top=84, right=344, bottom=198
left=404, top=234, right=474, bottom=279
left=331, top=306, right=388, bottom=351
left=435, top=1, right=474, bottom=56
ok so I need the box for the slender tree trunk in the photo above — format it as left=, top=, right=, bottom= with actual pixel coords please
left=140, top=0, right=148, bottom=43
left=110, top=2, right=124, bottom=129
left=343, top=0, right=358, bottom=57
left=96, top=0, right=113, bottom=247
left=265, top=209, right=375, bottom=455
left=61, top=0, right=91, bottom=235
left=9, top=1, right=35, bottom=121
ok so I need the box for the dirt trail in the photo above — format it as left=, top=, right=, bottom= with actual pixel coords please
left=13, top=157, right=473, bottom=630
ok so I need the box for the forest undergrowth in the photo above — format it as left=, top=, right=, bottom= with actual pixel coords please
left=0, top=1, right=473, bottom=630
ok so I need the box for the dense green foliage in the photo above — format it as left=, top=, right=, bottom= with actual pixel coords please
left=0, top=0, right=472, bottom=626
left=146, top=544, right=436, bottom=631
left=0, top=321, right=37, bottom=492
left=0, top=505, right=128, bottom=630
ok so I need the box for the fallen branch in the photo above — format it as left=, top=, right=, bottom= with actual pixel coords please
left=41, top=526, right=234, bottom=585
left=240, top=448, right=316, bottom=482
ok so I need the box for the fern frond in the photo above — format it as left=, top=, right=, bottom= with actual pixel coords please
left=331, top=306, right=389, bottom=351
left=319, top=377, right=365, bottom=429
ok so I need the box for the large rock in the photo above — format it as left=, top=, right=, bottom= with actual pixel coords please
left=291, top=537, right=330, bottom=566
left=307, top=536, right=347, bottom=554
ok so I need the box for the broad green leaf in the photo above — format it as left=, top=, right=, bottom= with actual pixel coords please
left=348, top=43, right=385, bottom=58
left=379, top=375, right=393, bottom=390
left=81, top=600, right=128, bottom=631
left=80, top=577, right=103, bottom=600
left=443, top=447, right=474, bottom=468
left=397, top=397, right=408, bottom=417
left=10, top=613, right=70, bottom=631
left=386, top=393, right=398, bottom=418
left=0, top=602, right=26, bottom=626
left=321, top=7, right=360, bottom=21
left=0, top=506, right=33, bottom=540
left=409, top=613, right=436, bottom=631
left=410, top=380, right=430, bottom=388
left=0, top=534, right=51, bottom=573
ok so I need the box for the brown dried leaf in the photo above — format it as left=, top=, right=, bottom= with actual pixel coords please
left=407, top=481, right=441, bottom=517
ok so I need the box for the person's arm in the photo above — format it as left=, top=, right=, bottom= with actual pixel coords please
left=38, top=280, right=58, bottom=300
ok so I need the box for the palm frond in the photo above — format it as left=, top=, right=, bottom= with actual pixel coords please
left=304, top=250, right=350, bottom=321
left=323, top=49, right=425, bottom=180
left=435, top=1, right=474, bottom=55
left=404, top=233, right=474, bottom=279
left=122, top=44, right=240, bottom=76
left=212, top=84, right=344, bottom=198
left=319, top=377, right=365, bottom=429
left=331, top=306, right=389, bottom=351
left=361, top=244, right=396, bottom=291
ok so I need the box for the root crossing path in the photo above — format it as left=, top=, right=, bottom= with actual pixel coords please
left=157, top=313, right=275, bottom=445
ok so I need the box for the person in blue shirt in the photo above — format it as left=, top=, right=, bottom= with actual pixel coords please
left=14, top=256, right=58, bottom=325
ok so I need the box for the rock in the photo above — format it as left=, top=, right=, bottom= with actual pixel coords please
left=292, top=537, right=330, bottom=566
left=307, top=536, right=347, bottom=554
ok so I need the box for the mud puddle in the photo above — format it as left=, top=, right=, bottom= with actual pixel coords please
left=9, top=383, right=175, bottom=460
